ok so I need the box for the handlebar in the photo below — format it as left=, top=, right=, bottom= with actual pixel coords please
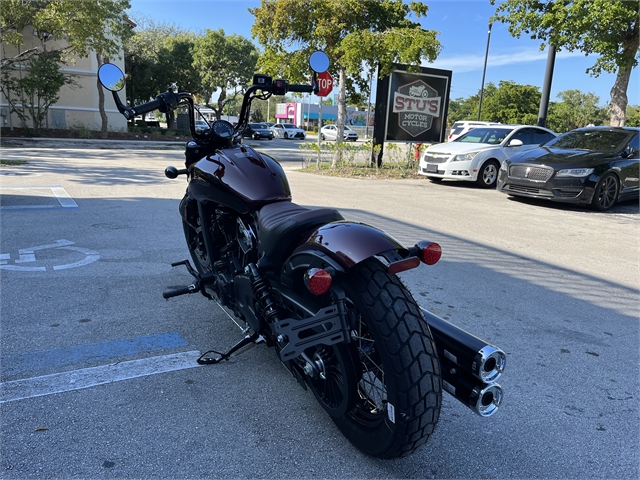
left=287, top=84, right=314, bottom=93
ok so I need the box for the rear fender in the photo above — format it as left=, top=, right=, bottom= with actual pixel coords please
left=282, top=222, right=408, bottom=277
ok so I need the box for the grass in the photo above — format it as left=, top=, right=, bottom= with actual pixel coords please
left=298, top=163, right=421, bottom=180
left=0, top=159, right=28, bottom=166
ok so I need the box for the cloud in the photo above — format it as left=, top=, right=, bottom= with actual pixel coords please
left=426, top=48, right=586, bottom=73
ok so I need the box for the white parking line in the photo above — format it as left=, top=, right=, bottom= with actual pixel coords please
left=0, top=351, right=202, bottom=403
left=0, top=185, right=78, bottom=210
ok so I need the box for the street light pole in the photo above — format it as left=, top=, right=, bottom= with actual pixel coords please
left=477, top=22, right=492, bottom=121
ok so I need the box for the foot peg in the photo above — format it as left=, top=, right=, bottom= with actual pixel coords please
left=197, top=332, right=264, bottom=364
left=163, top=259, right=214, bottom=300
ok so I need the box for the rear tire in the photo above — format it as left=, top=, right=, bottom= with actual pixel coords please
left=327, top=258, right=441, bottom=458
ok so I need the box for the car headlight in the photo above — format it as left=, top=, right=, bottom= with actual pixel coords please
left=500, top=161, right=508, bottom=171
left=452, top=152, right=479, bottom=162
left=555, top=168, right=594, bottom=178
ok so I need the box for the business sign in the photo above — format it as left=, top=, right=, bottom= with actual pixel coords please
left=373, top=65, right=452, bottom=144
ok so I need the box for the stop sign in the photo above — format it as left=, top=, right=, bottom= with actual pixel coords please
left=317, top=71, right=334, bottom=97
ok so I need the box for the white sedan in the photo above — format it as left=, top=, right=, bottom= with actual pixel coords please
left=419, top=125, right=557, bottom=188
left=320, top=124, right=359, bottom=141
left=272, top=123, right=306, bottom=139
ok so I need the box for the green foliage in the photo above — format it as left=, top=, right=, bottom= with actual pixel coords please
left=626, top=105, right=640, bottom=127
left=0, top=51, right=75, bottom=133
left=546, top=90, right=609, bottom=132
left=124, top=18, right=199, bottom=107
left=492, top=0, right=639, bottom=77
left=0, top=0, right=132, bottom=68
left=481, top=81, right=540, bottom=125
left=250, top=0, right=441, bottom=130
left=491, top=0, right=639, bottom=125
left=192, top=28, right=260, bottom=120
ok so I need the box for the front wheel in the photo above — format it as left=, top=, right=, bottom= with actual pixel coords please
left=590, top=173, right=619, bottom=211
left=321, top=258, right=442, bottom=458
left=476, top=160, right=500, bottom=188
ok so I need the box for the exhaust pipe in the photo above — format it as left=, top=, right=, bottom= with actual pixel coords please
left=441, top=360, right=503, bottom=417
left=421, top=308, right=506, bottom=383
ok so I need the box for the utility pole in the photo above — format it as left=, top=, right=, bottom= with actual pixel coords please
left=477, top=22, right=492, bottom=121
left=537, top=45, right=556, bottom=128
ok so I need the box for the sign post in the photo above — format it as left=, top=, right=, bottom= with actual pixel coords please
left=316, top=71, right=334, bottom=148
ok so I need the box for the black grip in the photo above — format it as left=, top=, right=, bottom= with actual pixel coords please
left=133, top=97, right=165, bottom=116
left=163, top=285, right=195, bottom=299
left=288, top=84, right=314, bottom=93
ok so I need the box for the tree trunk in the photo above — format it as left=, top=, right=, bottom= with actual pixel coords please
left=331, top=66, right=347, bottom=168
left=96, top=53, right=109, bottom=138
left=609, top=32, right=639, bottom=127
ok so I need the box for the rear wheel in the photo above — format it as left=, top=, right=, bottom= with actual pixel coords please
left=590, top=173, right=619, bottom=211
left=308, top=258, right=441, bottom=458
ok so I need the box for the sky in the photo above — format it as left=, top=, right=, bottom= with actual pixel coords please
left=128, top=0, right=639, bottom=108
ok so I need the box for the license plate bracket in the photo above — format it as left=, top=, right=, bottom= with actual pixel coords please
left=426, top=164, right=438, bottom=173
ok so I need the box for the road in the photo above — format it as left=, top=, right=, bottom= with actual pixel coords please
left=1, top=138, right=638, bottom=479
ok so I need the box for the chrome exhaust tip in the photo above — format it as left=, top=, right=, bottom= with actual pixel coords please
left=470, top=382, right=503, bottom=417
left=474, top=345, right=506, bottom=383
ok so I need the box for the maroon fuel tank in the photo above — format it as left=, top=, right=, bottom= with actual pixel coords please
left=189, top=145, right=292, bottom=213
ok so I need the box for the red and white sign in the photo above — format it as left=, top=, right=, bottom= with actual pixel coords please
left=317, top=71, right=334, bottom=97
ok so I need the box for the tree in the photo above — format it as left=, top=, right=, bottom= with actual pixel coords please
left=191, top=29, right=259, bottom=121
left=2, top=0, right=131, bottom=136
left=124, top=18, right=199, bottom=128
left=491, top=0, right=640, bottom=127
left=1, top=0, right=131, bottom=68
left=546, top=89, right=608, bottom=132
left=250, top=0, right=441, bottom=165
left=0, top=50, right=75, bottom=133
left=481, top=81, right=540, bottom=125
left=626, top=104, right=640, bottom=127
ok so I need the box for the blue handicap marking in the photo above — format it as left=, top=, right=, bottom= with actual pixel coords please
left=1, top=332, right=189, bottom=376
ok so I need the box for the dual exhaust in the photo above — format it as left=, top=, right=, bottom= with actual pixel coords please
left=421, top=308, right=506, bottom=417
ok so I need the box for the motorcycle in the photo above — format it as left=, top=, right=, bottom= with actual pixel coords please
left=98, top=52, right=506, bottom=459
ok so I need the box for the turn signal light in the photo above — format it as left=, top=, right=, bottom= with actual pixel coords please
left=411, top=241, right=442, bottom=265
left=304, top=268, right=332, bottom=295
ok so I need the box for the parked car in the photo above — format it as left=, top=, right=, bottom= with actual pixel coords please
left=194, top=119, right=211, bottom=134
left=419, top=125, right=558, bottom=188
left=497, top=126, right=639, bottom=211
left=242, top=123, right=274, bottom=140
left=447, top=121, right=502, bottom=142
left=272, top=123, right=306, bottom=139
left=320, top=124, right=359, bottom=141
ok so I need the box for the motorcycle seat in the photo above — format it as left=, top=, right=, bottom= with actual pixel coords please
left=257, top=201, right=344, bottom=262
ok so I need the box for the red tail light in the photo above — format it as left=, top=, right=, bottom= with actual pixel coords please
left=421, top=242, right=442, bottom=265
left=304, top=268, right=332, bottom=295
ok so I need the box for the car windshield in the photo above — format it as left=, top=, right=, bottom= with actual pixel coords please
left=455, top=127, right=513, bottom=145
left=546, top=130, right=633, bottom=152
left=283, top=123, right=296, bottom=129
left=250, top=123, right=266, bottom=129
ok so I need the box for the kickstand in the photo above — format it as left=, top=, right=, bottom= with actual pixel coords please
left=197, top=332, right=264, bottom=365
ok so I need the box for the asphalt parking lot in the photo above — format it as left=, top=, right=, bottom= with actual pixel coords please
left=1, top=138, right=638, bottom=478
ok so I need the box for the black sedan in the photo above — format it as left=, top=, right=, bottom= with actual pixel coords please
left=497, top=126, right=639, bottom=211
left=242, top=123, right=274, bottom=140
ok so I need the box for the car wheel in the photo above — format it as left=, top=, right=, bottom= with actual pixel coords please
left=590, top=173, right=619, bottom=211
left=284, top=132, right=289, bottom=139
left=321, top=133, right=325, bottom=141
left=476, top=160, right=500, bottom=188
left=269, top=136, right=273, bottom=140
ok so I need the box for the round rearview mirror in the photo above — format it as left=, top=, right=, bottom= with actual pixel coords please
left=309, top=51, right=330, bottom=74
left=98, top=63, right=125, bottom=92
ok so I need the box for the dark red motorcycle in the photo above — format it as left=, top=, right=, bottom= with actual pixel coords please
left=98, top=52, right=505, bottom=458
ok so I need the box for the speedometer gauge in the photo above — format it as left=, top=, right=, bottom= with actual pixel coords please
left=212, top=120, right=233, bottom=138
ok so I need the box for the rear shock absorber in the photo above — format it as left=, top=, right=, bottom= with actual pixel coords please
left=248, top=263, right=281, bottom=325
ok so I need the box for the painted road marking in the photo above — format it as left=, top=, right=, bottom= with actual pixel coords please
left=0, top=351, right=202, bottom=404
left=0, top=239, right=99, bottom=271
left=0, top=185, right=78, bottom=210
left=1, top=332, right=189, bottom=376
